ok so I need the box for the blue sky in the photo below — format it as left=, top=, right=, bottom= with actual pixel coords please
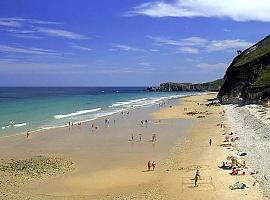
left=0, top=0, right=270, bottom=86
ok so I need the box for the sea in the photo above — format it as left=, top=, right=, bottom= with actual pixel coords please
left=0, top=87, right=202, bottom=136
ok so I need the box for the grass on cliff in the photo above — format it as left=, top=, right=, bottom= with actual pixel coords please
left=251, top=66, right=270, bottom=88
left=234, top=36, right=270, bottom=67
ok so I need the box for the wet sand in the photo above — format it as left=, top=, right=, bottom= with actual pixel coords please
left=0, top=93, right=267, bottom=199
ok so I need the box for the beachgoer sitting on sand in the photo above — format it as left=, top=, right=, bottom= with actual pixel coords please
left=230, top=168, right=246, bottom=175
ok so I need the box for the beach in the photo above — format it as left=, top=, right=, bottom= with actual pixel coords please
left=0, top=93, right=267, bottom=199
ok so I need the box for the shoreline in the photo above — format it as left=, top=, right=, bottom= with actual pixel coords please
left=0, top=92, right=207, bottom=140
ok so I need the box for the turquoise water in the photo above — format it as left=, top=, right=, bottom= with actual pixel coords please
left=0, top=87, right=201, bottom=136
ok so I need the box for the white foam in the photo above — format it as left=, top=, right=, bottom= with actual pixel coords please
left=54, top=108, right=101, bottom=119
left=109, top=98, right=148, bottom=108
left=14, top=123, right=27, bottom=127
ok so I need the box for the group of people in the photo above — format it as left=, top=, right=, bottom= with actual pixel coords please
left=130, top=134, right=143, bottom=141
left=121, top=111, right=130, bottom=118
left=140, top=120, right=148, bottom=127
left=147, top=160, right=156, bottom=171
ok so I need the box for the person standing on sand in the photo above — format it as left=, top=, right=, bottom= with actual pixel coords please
left=194, top=174, right=199, bottom=187
left=131, top=134, right=134, bottom=141
left=139, top=134, right=142, bottom=141
left=26, top=131, right=29, bottom=138
left=152, top=161, right=156, bottom=171
left=148, top=161, right=151, bottom=171
left=209, top=139, right=212, bottom=146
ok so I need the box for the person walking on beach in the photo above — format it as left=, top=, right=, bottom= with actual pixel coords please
left=152, top=161, right=156, bottom=171
left=152, top=134, right=156, bottom=142
left=26, top=131, right=29, bottom=138
left=139, top=134, right=142, bottom=141
left=209, top=139, right=212, bottom=146
left=194, top=174, right=199, bottom=187
left=147, top=161, right=151, bottom=171
left=131, top=134, right=134, bottom=141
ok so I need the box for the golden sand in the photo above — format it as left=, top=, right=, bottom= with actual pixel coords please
left=0, top=93, right=266, bottom=199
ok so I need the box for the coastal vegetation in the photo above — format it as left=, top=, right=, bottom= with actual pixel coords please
left=147, top=79, right=223, bottom=92
left=218, top=35, right=270, bottom=103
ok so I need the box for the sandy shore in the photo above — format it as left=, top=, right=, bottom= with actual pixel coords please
left=0, top=93, right=267, bottom=199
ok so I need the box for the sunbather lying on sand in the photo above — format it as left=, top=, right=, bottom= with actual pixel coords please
left=230, top=168, right=246, bottom=175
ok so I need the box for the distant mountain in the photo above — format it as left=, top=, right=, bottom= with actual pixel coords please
left=218, top=35, right=270, bottom=104
left=147, top=79, right=223, bottom=92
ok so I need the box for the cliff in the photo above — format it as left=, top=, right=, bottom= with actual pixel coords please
left=218, top=35, right=270, bottom=104
left=147, top=79, right=223, bottom=92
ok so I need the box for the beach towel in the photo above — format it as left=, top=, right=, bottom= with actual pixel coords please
left=229, top=181, right=248, bottom=190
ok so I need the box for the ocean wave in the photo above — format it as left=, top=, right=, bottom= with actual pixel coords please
left=2, top=122, right=27, bottom=129
left=14, top=122, right=27, bottom=127
left=54, top=108, right=101, bottom=119
left=109, top=98, right=148, bottom=108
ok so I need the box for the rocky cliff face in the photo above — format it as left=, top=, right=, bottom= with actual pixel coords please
left=218, top=35, right=270, bottom=104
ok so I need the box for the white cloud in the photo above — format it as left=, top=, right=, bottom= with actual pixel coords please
left=147, top=35, right=253, bottom=53
left=0, top=18, right=87, bottom=40
left=127, top=0, right=270, bottom=22
left=36, top=27, right=87, bottom=40
left=138, top=61, right=151, bottom=66
left=0, top=59, right=155, bottom=74
left=147, top=36, right=207, bottom=47
left=223, top=28, right=232, bottom=32
left=178, top=47, right=199, bottom=54
left=150, top=49, right=159, bottom=52
left=13, top=34, right=43, bottom=39
left=112, top=44, right=145, bottom=52
left=0, top=44, right=60, bottom=56
left=0, top=17, right=61, bottom=25
left=0, top=20, right=21, bottom=27
left=207, top=39, right=253, bottom=52
left=197, top=62, right=228, bottom=70
left=70, top=44, right=92, bottom=51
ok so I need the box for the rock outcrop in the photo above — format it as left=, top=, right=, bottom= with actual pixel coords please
left=218, top=35, right=270, bottom=104
left=147, top=79, right=223, bottom=92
